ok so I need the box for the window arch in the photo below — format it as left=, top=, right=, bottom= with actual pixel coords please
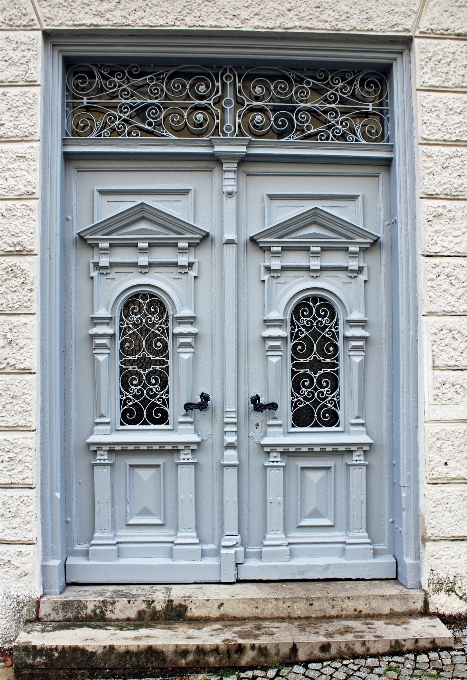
left=290, top=295, right=340, bottom=428
left=119, top=291, right=170, bottom=427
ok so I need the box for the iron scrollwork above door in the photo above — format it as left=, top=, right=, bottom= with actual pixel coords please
left=66, top=64, right=389, bottom=143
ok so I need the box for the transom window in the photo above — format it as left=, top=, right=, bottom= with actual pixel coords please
left=66, top=64, right=389, bottom=142
left=119, top=292, right=170, bottom=427
left=290, top=296, right=340, bottom=428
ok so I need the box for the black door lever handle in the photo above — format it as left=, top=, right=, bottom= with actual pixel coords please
left=184, top=392, right=210, bottom=412
left=250, top=394, right=278, bottom=413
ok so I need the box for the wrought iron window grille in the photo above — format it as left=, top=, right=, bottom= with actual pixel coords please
left=66, top=64, right=389, bottom=143
left=119, top=292, right=170, bottom=427
left=290, top=296, right=340, bottom=428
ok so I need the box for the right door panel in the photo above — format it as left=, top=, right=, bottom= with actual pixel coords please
left=238, top=162, right=395, bottom=579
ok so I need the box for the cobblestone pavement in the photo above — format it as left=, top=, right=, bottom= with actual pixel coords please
left=199, top=622, right=467, bottom=680
left=0, top=620, right=465, bottom=680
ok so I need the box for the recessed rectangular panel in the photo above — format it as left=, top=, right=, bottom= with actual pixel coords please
left=297, top=463, right=334, bottom=527
left=67, top=163, right=218, bottom=577
left=265, top=193, right=362, bottom=227
left=127, top=463, right=164, bottom=525
left=95, top=188, right=193, bottom=222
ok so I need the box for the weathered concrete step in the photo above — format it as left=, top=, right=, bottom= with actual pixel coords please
left=14, top=616, right=453, bottom=678
left=38, top=580, right=425, bottom=622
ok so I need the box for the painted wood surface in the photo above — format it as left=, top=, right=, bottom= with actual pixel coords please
left=63, top=149, right=397, bottom=582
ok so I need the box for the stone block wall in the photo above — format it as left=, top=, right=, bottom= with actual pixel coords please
left=417, top=1, right=467, bottom=613
left=0, top=0, right=466, bottom=646
left=0, top=3, right=41, bottom=647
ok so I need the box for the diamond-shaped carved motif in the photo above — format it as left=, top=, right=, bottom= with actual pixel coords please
left=298, top=465, right=334, bottom=526
left=127, top=464, right=163, bottom=525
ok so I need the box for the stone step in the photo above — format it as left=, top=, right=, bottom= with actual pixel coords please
left=14, top=615, right=453, bottom=678
left=38, top=580, right=425, bottom=622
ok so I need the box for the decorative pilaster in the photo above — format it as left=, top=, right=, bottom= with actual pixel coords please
left=173, top=446, right=201, bottom=560
left=262, top=449, right=289, bottom=562
left=346, top=448, right=373, bottom=560
left=345, top=315, right=369, bottom=435
left=262, top=316, right=286, bottom=437
left=212, top=138, right=248, bottom=581
left=173, top=311, right=198, bottom=434
left=89, top=447, right=117, bottom=561
left=89, top=315, right=114, bottom=435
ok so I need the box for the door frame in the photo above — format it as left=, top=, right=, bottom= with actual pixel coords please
left=40, top=31, right=420, bottom=593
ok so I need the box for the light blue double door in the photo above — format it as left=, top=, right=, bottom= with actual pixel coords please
left=64, top=156, right=396, bottom=583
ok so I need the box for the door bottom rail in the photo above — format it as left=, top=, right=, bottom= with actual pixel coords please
left=65, top=554, right=396, bottom=583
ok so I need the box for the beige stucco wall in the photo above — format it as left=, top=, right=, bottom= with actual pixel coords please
left=0, top=0, right=466, bottom=646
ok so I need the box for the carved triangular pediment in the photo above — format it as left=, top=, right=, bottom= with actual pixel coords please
left=251, top=206, right=379, bottom=249
left=78, top=202, right=209, bottom=246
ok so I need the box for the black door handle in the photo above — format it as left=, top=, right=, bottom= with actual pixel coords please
left=250, top=394, right=278, bottom=413
left=184, top=392, right=210, bottom=412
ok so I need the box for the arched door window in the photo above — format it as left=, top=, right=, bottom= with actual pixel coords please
left=119, top=292, right=170, bottom=426
left=290, top=295, right=340, bottom=428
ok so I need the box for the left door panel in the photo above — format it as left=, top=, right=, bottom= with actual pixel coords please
left=64, top=160, right=221, bottom=582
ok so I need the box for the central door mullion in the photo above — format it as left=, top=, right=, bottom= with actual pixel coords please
left=213, top=139, right=249, bottom=581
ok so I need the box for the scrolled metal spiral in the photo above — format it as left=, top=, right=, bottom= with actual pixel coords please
left=66, top=63, right=388, bottom=142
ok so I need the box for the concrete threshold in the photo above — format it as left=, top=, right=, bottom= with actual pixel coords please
left=39, top=580, right=425, bottom=622
left=14, top=615, right=453, bottom=678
